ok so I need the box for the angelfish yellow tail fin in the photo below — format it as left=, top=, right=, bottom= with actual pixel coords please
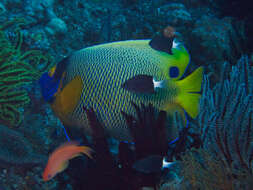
left=175, top=67, right=203, bottom=118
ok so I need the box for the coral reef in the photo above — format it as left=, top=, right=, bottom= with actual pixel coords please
left=25, top=0, right=55, bottom=20
left=121, top=102, right=168, bottom=159
left=45, top=17, right=68, bottom=36
left=180, top=147, right=253, bottom=190
left=196, top=56, right=253, bottom=159
left=190, top=16, right=235, bottom=82
left=184, top=56, right=253, bottom=189
left=158, top=3, right=192, bottom=26
left=0, top=124, right=46, bottom=166
left=0, top=166, right=59, bottom=190
left=0, top=3, right=6, bottom=15
left=0, top=19, right=53, bottom=127
left=161, top=56, right=253, bottom=189
left=181, top=148, right=235, bottom=190
left=192, top=16, right=233, bottom=61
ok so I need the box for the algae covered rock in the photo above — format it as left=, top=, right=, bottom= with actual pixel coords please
left=159, top=3, right=192, bottom=26
left=46, top=17, right=68, bottom=35
left=0, top=124, right=47, bottom=166
left=0, top=3, right=6, bottom=15
left=192, top=16, right=234, bottom=63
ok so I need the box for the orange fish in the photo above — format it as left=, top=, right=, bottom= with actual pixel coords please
left=43, top=141, right=93, bottom=181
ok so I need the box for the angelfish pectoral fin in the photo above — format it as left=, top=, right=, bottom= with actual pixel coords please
left=121, top=75, right=155, bottom=94
left=52, top=75, right=83, bottom=118
left=60, top=75, right=83, bottom=114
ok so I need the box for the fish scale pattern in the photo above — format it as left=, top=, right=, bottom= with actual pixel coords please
left=62, top=40, right=184, bottom=140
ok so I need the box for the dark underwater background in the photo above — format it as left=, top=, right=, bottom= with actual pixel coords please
left=0, top=0, right=253, bottom=189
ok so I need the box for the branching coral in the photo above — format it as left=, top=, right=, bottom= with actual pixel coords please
left=0, top=19, right=53, bottom=127
left=187, top=56, right=253, bottom=189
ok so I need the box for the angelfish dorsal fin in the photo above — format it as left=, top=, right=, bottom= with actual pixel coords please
left=149, top=26, right=176, bottom=54
left=149, top=35, right=174, bottom=54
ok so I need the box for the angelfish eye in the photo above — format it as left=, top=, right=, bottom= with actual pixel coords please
left=169, top=66, right=179, bottom=78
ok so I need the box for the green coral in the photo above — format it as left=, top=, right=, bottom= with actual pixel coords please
left=0, top=19, right=53, bottom=127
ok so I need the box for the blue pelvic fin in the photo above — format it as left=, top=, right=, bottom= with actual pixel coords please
left=59, top=122, right=71, bottom=141
left=168, top=111, right=189, bottom=145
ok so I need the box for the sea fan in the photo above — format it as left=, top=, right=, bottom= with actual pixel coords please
left=187, top=56, right=253, bottom=189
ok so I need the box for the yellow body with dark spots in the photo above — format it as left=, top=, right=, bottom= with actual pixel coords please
left=50, top=40, right=203, bottom=141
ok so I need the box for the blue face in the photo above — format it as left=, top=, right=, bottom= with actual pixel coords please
left=39, top=72, right=60, bottom=103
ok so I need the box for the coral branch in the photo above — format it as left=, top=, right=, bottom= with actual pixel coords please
left=0, top=19, right=53, bottom=127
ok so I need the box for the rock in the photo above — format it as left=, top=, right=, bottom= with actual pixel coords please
left=23, top=29, right=51, bottom=50
left=41, top=0, right=55, bottom=8
left=0, top=2, right=6, bottom=15
left=159, top=3, right=192, bottom=26
left=25, top=0, right=56, bottom=22
left=0, top=124, right=47, bottom=167
left=191, top=16, right=234, bottom=63
left=160, top=161, right=184, bottom=190
left=3, top=0, right=23, bottom=9
left=46, top=17, right=68, bottom=35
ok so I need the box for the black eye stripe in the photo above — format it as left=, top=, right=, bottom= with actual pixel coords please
left=169, top=66, right=179, bottom=78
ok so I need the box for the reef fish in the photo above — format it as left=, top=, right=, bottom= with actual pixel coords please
left=42, top=141, right=93, bottom=181
left=39, top=35, right=203, bottom=141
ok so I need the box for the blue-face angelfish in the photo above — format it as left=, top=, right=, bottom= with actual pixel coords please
left=39, top=28, right=203, bottom=142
